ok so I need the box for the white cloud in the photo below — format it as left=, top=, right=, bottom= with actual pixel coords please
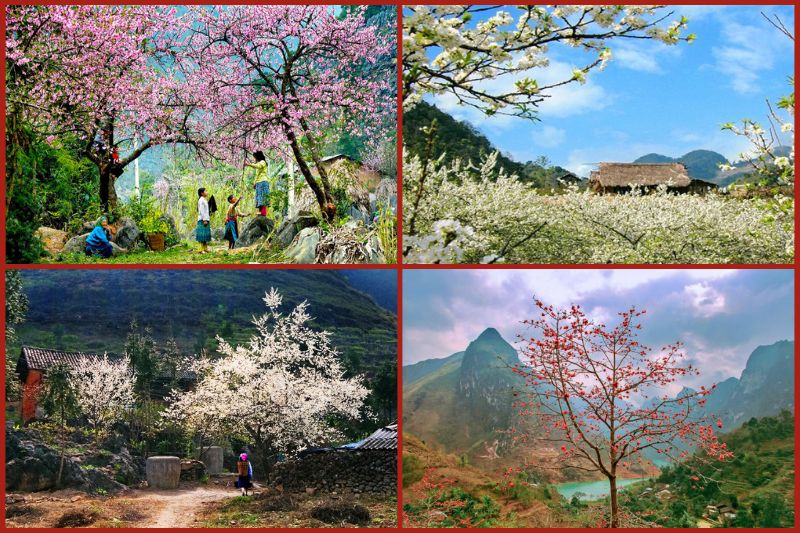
left=712, top=17, right=794, bottom=94
left=432, top=58, right=610, bottom=132
left=532, top=125, right=566, bottom=148
left=684, top=282, right=727, bottom=317
left=613, top=43, right=662, bottom=73
left=536, top=60, right=610, bottom=117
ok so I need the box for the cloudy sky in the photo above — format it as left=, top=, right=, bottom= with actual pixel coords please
left=403, top=269, right=794, bottom=392
left=426, top=5, right=795, bottom=177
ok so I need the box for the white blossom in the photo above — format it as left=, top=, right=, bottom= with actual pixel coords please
left=164, top=289, right=370, bottom=459
left=404, top=5, right=692, bottom=116
left=403, top=151, right=794, bottom=264
left=73, top=355, right=136, bottom=432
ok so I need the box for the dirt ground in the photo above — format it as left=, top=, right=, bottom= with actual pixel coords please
left=5, top=480, right=397, bottom=528
left=195, top=490, right=398, bottom=528
left=5, top=481, right=231, bottom=528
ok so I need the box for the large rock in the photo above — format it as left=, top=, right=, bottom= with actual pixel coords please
left=275, top=212, right=318, bottom=248
left=5, top=428, right=128, bottom=493
left=285, top=227, right=321, bottom=264
left=348, top=205, right=372, bottom=226
left=235, top=216, right=275, bottom=248
left=63, top=234, right=126, bottom=257
left=180, top=459, right=206, bottom=481
left=6, top=431, right=85, bottom=492
left=199, top=446, right=224, bottom=475
left=111, top=217, right=140, bottom=249
left=35, top=227, right=69, bottom=255
left=146, top=456, right=181, bottom=489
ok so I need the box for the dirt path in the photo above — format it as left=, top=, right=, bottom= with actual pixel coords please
left=145, top=486, right=233, bottom=528
left=5, top=482, right=240, bottom=529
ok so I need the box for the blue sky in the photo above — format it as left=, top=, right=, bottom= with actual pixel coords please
left=426, top=5, right=795, bottom=177
left=402, top=269, right=794, bottom=394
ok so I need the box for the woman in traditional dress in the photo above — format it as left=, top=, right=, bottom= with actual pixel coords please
left=223, top=195, right=248, bottom=250
left=85, top=216, right=114, bottom=258
left=245, top=150, right=270, bottom=217
left=235, top=453, right=253, bottom=496
left=196, top=187, right=211, bottom=253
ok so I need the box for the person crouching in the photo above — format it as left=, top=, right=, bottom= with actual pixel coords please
left=85, top=216, right=114, bottom=258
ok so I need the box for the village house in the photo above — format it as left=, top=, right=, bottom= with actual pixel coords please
left=318, top=154, right=384, bottom=191
left=703, top=502, right=738, bottom=524
left=588, top=162, right=718, bottom=194
left=15, top=346, right=195, bottom=424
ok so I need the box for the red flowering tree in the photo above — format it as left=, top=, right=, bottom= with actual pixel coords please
left=181, top=5, right=394, bottom=221
left=5, top=5, right=200, bottom=209
left=513, top=299, right=732, bottom=528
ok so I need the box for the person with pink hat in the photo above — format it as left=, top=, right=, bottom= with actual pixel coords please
left=235, top=452, right=253, bottom=496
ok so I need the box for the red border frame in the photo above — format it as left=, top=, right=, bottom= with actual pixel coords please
left=0, top=1, right=798, bottom=531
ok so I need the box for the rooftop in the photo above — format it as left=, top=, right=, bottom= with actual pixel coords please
left=17, top=345, right=195, bottom=382
left=589, top=162, right=691, bottom=188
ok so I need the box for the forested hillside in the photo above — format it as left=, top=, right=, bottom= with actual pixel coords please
left=403, top=101, right=580, bottom=188
left=8, top=270, right=397, bottom=429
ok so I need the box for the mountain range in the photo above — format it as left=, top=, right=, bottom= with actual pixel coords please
left=404, top=101, right=789, bottom=187
left=404, top=328, right=794, bottom=468
left=633, top=146, right=791, bottom=187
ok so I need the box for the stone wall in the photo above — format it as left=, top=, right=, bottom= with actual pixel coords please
left=268, top=450, right=396, bottom=496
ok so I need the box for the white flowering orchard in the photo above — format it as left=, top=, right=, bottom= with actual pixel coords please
left=164, top=288, right=370, bottom=472
left=73, top=355, right=137, bottom=432
left=403, top=152, right=794, bottom=264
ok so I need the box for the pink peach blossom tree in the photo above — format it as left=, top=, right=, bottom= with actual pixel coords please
left=5, top=5, right=203, bottom=209
left=180, top=5, right=394, bottom=221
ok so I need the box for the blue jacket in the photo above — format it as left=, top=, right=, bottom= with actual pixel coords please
left=86, top=226, right=110, bottom=247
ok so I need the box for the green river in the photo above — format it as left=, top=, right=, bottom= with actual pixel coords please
left=555, top=477, right=647, bottom=501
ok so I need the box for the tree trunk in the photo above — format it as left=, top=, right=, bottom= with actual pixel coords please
left=99, top=164, right=112, bottom=211
left=98, top=162, right=122, bottom=211
left=609, top=475, right=619, bottom=528
left=282, top=121, right=335, bottom=222
left=287, top=130, right=336, bottom=222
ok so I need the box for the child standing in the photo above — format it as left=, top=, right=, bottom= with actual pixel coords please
left=196, top=187, right=211, bottom=253
left=245, top=151, right=270, bottom=217
left=223, top=195, right=248, bottom=250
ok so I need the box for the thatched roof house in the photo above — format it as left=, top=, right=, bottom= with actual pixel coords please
left=589, top=162, right=717, bottom=194
left=590, top=162, right=691, bottom=188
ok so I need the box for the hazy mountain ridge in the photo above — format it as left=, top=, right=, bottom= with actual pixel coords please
left=634, top=146, right=791, bottom=187
left=404, top=329, right=794, bottom=463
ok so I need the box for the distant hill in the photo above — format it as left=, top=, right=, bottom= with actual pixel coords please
left=636, top=410, right=795, bottom=527
left=403, top=350, right=464, bottom=386
left=405, top=329, right=793, bottom=470
left=10, top=269, right=397, bottom=397
left=404, top=101, right=581, bottom=188
left=403, top=328, right=525, bottom=459
left=704, top=340, right=794, bottom=429
left=634, top=150, right=728, bottom=181
left=633, top=147, right=791, bottom=187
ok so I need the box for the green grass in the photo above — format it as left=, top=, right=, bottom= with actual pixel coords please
left=402, top=454, right=425, bottom=488
left=201, top=511, right=262, bottom=527
left=40, top=240, right=289, bottom=264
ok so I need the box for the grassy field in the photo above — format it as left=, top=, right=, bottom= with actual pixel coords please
left=39, top=240, right=289, bottom=265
